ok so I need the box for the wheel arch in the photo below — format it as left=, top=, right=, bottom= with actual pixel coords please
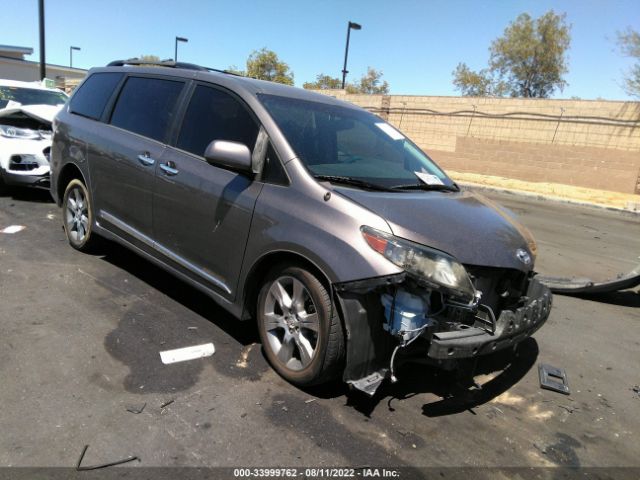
left=241, top=250, right=335, bottom=321
left=56, top=162, right=87, bottom=207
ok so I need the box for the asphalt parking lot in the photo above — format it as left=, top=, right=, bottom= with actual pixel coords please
left=0, top=186, right=639, bottom=471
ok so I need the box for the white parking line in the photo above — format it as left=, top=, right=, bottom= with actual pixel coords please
left=159, top=343, right=215, bottom=365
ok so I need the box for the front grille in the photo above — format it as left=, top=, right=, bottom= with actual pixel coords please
left=465, top=266, right=530, bottom=316
left=435, top=267, right=530, bottom=333
left=9, top=154, right=39, bottom=171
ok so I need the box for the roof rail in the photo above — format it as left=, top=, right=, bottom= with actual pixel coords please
left=106, top=58, right=243, bottom=76
left=107, top=58, right=208, bottom=71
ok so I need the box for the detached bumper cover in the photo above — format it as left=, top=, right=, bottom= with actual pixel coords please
left=538, top=263, right=640, bottom=294
left=427, top=277, right=552, bottom=360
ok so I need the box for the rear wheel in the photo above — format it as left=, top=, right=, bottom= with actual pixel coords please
left=62, top=179, right=98, bottom=251
left=257, top=265, right=345, bottom=386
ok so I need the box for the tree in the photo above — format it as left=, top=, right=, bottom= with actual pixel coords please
left=138, top=54, right=161, bottom=63
left=452, top=63, right=497, bottom=96
left=452, top=11, right=571, bottom=98
left=241, top=48, right=294, bottom=85
left=226, top=65, right=245, bottom=76
left=303, top=68, right=390, bottom=94
left=303, top=74, right=342, bottom=90
left=617, top=27, right=640, bottom=97
left=352, top=67, right=390, bottom=94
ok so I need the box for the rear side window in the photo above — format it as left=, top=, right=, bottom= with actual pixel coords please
left=110, top=77, right=184, bottom=143
left=176, top=85, right=259, bottom=157
left=69, top=72, right=123, bottom=120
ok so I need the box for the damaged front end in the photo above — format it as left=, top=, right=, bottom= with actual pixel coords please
left=335, top=227, right=552, bottom=396
left=0, top=105, right=58, bottom=188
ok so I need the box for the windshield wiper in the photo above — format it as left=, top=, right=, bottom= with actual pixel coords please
left=313, top=175, right=393, bottom=192
left=389, top=183, right=460, bottom=192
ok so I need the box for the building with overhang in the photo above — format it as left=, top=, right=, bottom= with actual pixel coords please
left=0, top=44, right=87, bottom=92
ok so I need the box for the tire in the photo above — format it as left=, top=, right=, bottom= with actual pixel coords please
left=62, top=178, right=98, bottom=251
left=257, top=265, right=345, bottom=386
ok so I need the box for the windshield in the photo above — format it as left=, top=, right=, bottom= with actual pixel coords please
left=258, top=94, right=454, bottom=189
left=0, top=86, right=68, bottom=108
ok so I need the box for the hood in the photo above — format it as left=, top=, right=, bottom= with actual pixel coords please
left=0, top=104, right=62, bottom=124
left=334, top=187, right=536, bottom=272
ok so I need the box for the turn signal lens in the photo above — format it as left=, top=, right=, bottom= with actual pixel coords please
left=362, top=229, right=388, bottom=254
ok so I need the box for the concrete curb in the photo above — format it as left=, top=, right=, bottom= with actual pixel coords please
left=460, top=182, right=640, bottom=216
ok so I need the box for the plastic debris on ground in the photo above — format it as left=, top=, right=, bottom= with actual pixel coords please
left=159, top=343, right=215, bottom=364
left=1, top=225, right=26, bottom=234
left=125, top=402, right=146, bottom=414
left=76, top=445, right=138, bottom=470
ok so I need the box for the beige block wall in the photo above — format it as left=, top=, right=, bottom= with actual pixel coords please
left=429, top=138, right=640, bottom=194
left=314, top=90, right=640, bottom=194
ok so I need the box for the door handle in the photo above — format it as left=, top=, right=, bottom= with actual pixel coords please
left=160, top=162, right=179, bottom=176
left=137, top=154, right=155, bottom=166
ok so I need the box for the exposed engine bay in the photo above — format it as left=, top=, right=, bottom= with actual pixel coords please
left=335, top=266, right=552, bottom=396
left=0, top=111, right=53, bottom=133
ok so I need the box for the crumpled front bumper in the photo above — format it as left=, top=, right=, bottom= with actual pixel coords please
left=427, top=277, right=552, bottom=359
left=0, top=137, right=51, bottom=188
left=1, top=167, right=50, bottom=188
left=336, top=274, right=552, bottom=396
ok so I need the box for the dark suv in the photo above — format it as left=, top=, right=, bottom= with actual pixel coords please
left=50, top=60, right=551, bottom=395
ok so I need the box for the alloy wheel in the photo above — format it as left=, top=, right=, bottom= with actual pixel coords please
left=262, top=275, right=320, bottom=371
left=65, top=186, right=89, bottom=244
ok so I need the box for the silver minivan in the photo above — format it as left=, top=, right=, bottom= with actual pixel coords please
left=50, top=60, right=551, bottom=395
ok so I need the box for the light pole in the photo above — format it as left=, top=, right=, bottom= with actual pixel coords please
left=341, top=21, right=361, bottom=89
left=69, top=46, right=80, bottom=68
left=174, top=36, right=188, bottom=62
left=38, top=0, right=46, bottom=80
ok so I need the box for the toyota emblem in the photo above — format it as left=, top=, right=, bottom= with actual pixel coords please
left=516, top=248, right=531, bottom=265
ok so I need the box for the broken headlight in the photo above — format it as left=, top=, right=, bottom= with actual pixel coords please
left=0, top=125, right=41, bottom=140
left=361, top=226, right=477, bottom=303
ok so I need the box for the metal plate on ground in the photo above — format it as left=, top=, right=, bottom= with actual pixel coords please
left=539, top=363, right=570, bottom=395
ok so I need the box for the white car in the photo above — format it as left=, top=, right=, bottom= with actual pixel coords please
left=0, top=79, right=68, bottom=190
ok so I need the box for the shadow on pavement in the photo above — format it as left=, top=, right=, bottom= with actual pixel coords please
left=345, top=338, right=539, bottom=418
left=98, top=239, right=258, bottom=347
left=0, top=186, right=53, bottom=203
left=89, top=236, right=541, bottom=406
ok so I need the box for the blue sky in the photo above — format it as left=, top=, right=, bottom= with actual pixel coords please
left=4, top=0, right=639, bottom=99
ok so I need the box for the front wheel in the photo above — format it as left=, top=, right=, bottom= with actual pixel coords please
left=62, top=179, right=98, bottom=251
left=257, top=265, right=345, bottom=386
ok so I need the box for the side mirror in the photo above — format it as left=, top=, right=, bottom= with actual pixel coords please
left=204, top=140, right=252, bottom=173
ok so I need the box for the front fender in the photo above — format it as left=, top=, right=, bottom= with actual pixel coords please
left=240, top=179, right=402, bottom=289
